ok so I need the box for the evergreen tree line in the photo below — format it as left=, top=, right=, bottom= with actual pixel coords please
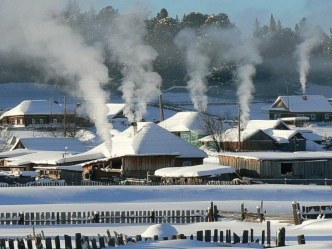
left=2, top=2, right=332, bottom=97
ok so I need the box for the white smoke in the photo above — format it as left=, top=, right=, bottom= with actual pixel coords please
left=209, top=28, right=262, bottom=124
left=0, top=1, right=113, bottom=155
left=174, top=28, right=209, bottom=112
left=294, top=23, right=322, bottom=95
left=109, top=9, right=162, bottom=122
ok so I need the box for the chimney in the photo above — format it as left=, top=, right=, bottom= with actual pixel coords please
left=131, top=122, right=137, bottom=135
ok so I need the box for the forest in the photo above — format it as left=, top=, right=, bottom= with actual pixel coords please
left=1, top=2, right=332, bottom=98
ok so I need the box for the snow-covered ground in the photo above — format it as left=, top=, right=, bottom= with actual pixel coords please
left=0, top=184, right=331, bottom=248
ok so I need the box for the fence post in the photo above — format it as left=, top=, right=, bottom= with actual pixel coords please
left=204, top=230, right=211, bottom=242
left=241, top=203, right=245, bottom=221
left=45, top=237, right=52, bottom=249
left=91, top=238, right=97, bottom=249
left=267, top=221, right=271, bottom=247
left=277, top=227, right=286, bottom=247
left=292, top=201, right=302, bottom=225
left=64, top=235, right=72, bottom=249
left=261, top=230, right=265, bottom=246
left=54, top=236, right=61, bottom=249
left=17, top=238, right=25, bottom=249
left=220, top=231, right=224, bottom=243
left=75, top=233, right=82, bottom=249
left=297, top=234, right=305, bottom=245
left=26, top=238, right=33, bottom=249
left=8, top=239, right=14, bottom=249
left=233, top=232, right=240, bottom=244
left=213, top=229, right=218, bottom=242
left=98, top=235, right=105, bottom=248
left=83, top=236, right=90, bottom=249
left=197, top=230, right=203, bottom=241
left=242, top=230, right=248, bottom=243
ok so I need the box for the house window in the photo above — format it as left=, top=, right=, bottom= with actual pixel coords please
left=39, top=119, right=44, bottom=124
left=325, top=114, right=331, bottom=120
left=19, top=119, right=23, bottom=125
left=52, top=118, right=57, bottom=124
left=273, top=114, right=279, bottom=119
left=281, top=162, right=293, bottom=175
left=310, top=114, right=316, bottom=120
left=183, top=161, right=192, bottom=166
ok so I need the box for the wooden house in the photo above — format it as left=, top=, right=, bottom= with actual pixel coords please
left=0, top=99, right=90, bottom=129
left=219, top=151, right=332, bottom=179
left=268, top=95, right=332, bottom=122
left=204, top=119, right=307, bottom=152
left=158, top=111, right=207, bottom=146
left=78, top=122, right=208, bottom=180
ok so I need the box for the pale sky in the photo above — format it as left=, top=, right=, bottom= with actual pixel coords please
left=79, top=0, right=332, bottom=34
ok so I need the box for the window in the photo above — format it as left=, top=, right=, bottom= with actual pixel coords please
left=281, top=162, right=293, bottom=175
left=32, top=119, right=35, bottom=124
left=52, top=118, right=57, bottom=124
left=325, top=114, right=331, bottom=120
left=310, top=114, right=316, bottom=120
left=19, top=119, right=23, bottom=125
left=39, top=119, right=44, bottom=124
left=273, top=114, right=279, bottom=119
left=183, top=161, right=192, bottom=166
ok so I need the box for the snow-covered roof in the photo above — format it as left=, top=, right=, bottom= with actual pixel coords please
left=264, top=129, right=299, bottom=143
left=7, top=151, right=65, bottom=166
left=113, top=122, right=207, bottom=158
left=106, top=103, right=126, bottom=119
left=269, top=95, right=332, bottom=112
left=299, top=130, right=323, bottom=142
left=219, top=151, right=332, bottom=160
left=221, top=128, right=266, bottom=142
left=158, top=111, right=204, bottom=134
left=0, top=100, right=64, bottom=119
left=245, top=119, right=288, bottom=130
left=0, top=149, right=35, bottom=158
left=11, top=137, right=87, bottom=153
left=154, top=164, right=235, bottom=178
left=56, top=122, right=207, bottom=165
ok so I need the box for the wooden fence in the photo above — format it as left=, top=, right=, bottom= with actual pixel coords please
left=0, top=180, right=240, bottom=188
left=0, top=222, right=307, bottom=249
left=301, top=204, right=332, bottom=219
left=0, top=201, right=298, bottom=226
left=0, top=209, right=209, bottom=226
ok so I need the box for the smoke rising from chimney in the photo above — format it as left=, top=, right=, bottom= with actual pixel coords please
left=174, top=28, right=209, bottom=112
left=0, top=1, right=113, bottom=155
left=108, top=9, right=162, bottom=122
left=208, top=28, right=262, bottom=124
left=294, top=23, right=322, bottom=95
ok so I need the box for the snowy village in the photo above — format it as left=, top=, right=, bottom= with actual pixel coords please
left=0, top=1, right=332, bottom=249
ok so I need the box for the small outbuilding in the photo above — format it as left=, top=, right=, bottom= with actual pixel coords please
left=219, top=151, right=332, bottom=179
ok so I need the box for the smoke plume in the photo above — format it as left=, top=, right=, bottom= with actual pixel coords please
left=0, top=1, right=113, bottom=155
left=294, top=23, right=322, bottom=95
left=209, top=28, right=262, bottom=124
left=174, top=28, right=209, bottom=112
left=109, top=9, right=162, bottom=122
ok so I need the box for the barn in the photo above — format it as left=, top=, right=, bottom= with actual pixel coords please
left=219, top=151, right=332, bottom=179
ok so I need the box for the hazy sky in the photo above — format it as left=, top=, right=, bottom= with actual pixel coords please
left=79, top=0, right=332, bottom=34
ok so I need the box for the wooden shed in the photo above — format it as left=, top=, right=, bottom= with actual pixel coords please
left=219, top=151, right=332, bottom=179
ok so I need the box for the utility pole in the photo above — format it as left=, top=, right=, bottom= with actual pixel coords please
left=159, top=93, right=165, bottom=122
left=63, top=95, right=67, bottom=137
left=237, top=104, right=241, bottom=152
